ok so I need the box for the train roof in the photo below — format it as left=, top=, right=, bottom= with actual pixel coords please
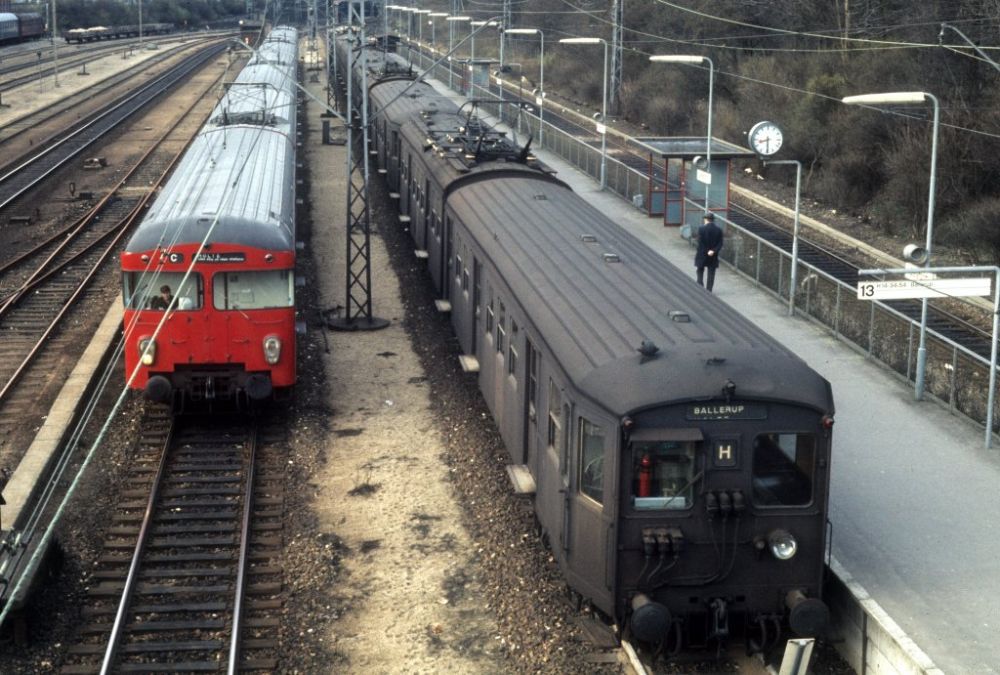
left=126, top=128, right=295, bottom=253
left=447, top=177, right=833, bottom=415
left=398, top=102, right=555, bottom=185
left=209, top=61, right=297, bottom=128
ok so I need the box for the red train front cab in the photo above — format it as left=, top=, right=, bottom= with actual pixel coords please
left=121, top=244, right=296, bottom=404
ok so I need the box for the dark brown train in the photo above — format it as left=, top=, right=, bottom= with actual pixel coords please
left=337, top=32, right=835, bottom=656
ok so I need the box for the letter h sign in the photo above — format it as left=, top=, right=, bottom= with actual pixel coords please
left=713, top=439, right=738, bottom=468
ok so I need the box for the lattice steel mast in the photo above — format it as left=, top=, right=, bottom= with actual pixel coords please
left=329, top=1, right=388, bottom=331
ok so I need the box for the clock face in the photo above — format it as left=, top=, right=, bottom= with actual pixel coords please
left=749, top=121, right=783, bottom=156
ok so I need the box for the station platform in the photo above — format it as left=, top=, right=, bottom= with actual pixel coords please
left=419, top=76, right=999, bottom=674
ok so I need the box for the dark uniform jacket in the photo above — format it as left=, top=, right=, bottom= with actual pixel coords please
left=695, top=221, right=724, bottom=269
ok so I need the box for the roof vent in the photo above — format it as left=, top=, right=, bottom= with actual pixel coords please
left=581, top=234, right=597, bottom=243
left=637, top=340, right=660, bottom=363
left=603, top=253, right=621, bottom=263
left=533, top=194, right=548, bottom=201
left=669, top=310, right=691, bottom=323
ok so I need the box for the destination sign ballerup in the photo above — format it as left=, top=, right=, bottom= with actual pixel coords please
left=856, top=277, right=991, bottom=300
left=686, top=403, right=767, bottom=421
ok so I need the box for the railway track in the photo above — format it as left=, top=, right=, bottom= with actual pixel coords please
left=0, top=46, right=231, bottom=468
left=0, top=41, right=226, bottom=211
left=60, top=410, right=285, bottom=673
left=0, top=38, right=220, bottom=146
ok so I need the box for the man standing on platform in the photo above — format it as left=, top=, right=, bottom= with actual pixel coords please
left=694, top=212, right=724, bottom=292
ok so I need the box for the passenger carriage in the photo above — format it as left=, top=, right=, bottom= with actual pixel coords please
left=349, top=31, right=834, bottom=652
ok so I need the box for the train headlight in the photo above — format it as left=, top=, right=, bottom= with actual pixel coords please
left=263, top=335, right=281, bottom=365
left=768, top=529, right=798, bottom=560
left=138, top=338, right=156, bottom=366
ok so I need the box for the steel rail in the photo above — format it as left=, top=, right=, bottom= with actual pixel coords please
left=0, top=39, right=223, bottom=151
left=98, top=414, right=176, bottom=675
left=0, top=62, right=226, bottom=405
left=0, top=101, right=205, bottom=317
left=228, top=422, right=260, bottom=674
left=0, top=42, right=226, bottom=211
left=0, top=199, right=142, bottom=406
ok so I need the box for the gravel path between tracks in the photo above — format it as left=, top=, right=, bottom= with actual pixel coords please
left=277, top=45, right=618, bottom=673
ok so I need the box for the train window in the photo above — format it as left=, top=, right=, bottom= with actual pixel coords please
left=527, top=341, right=538, bottom=419
left=630, top=441, right=695, bottom=510
left=751, top=433, right=815, bottom=507
left=547, top=380, right=562, bottom=450
left=508, top=320, right=518, bottom=375
left=579, top=418, right=605, bottom=504
left=497, top=300, right=506, bottom=353
left=462, top=267, right=469, bottom=292
left=123, top=272, right=202, bottom=311
left=213, top=271, right=294, bottom=310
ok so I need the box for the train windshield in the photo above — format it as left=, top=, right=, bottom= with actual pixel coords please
left=751, top=433, right=815, bottom=506
left=630, top=441, right=696, bottom=510
left=123, top=272, right=202, bottom=311
left=213, top=271, right=294, bottom=310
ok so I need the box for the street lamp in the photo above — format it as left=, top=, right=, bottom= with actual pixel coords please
left=842, top=91, right=940, bottom=401
left=649, top=55, right=715, bottom=214
left=503, top=28, right=544, bottom=145
left=939, top=23, right=1000, bottom=74
left=446, top=16, right=471, bottom=90
left=560, top=37, right=608, bottom=189
left=414, top=9, right=431, bottom=69
left=428, top=12, right=448, bottom=48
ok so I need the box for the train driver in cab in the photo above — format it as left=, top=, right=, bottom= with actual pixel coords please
left=149, top=285, right=174, bottom=311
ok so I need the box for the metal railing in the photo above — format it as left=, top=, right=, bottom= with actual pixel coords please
left=416, top=45, right=1000, bottom=440
left=720, top=218, right=998, bottom=437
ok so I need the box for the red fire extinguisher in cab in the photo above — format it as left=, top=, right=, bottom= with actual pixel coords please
left=638, top=455, right=652, bottom=497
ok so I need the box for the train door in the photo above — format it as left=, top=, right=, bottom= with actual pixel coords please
left=442, top=216, right=452, bottom=300
left=534, top=376, right=571, bottom=560
left=493, top=298, right=506, bottom=424
left=523, top=339, right=539, bottom=468
left=401, top=154, right=412, bottom=215
left=567, top=409, right=615, bottom=606
left=389, top=130, right=400, bottom=190
left=421, top=179, right=431, bottom=250
left=471, top=258, right=481, bottom=355
left=480, top=283, right=497, bottom=415
left=502, top=318, right=523, bottom=462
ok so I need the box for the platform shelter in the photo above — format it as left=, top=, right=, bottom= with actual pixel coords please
left=632, top=137, right=755, bottom=229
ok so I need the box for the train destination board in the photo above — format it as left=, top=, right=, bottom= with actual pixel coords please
left=856, top=277, right=992, bottom=300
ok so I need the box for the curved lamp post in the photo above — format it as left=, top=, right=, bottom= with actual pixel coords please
left=560, top=37, right=608, bottom=189
left=842, top=91, right=940, bottom=401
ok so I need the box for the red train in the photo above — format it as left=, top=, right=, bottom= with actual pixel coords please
left=121, top=27, right=300, bottom=406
